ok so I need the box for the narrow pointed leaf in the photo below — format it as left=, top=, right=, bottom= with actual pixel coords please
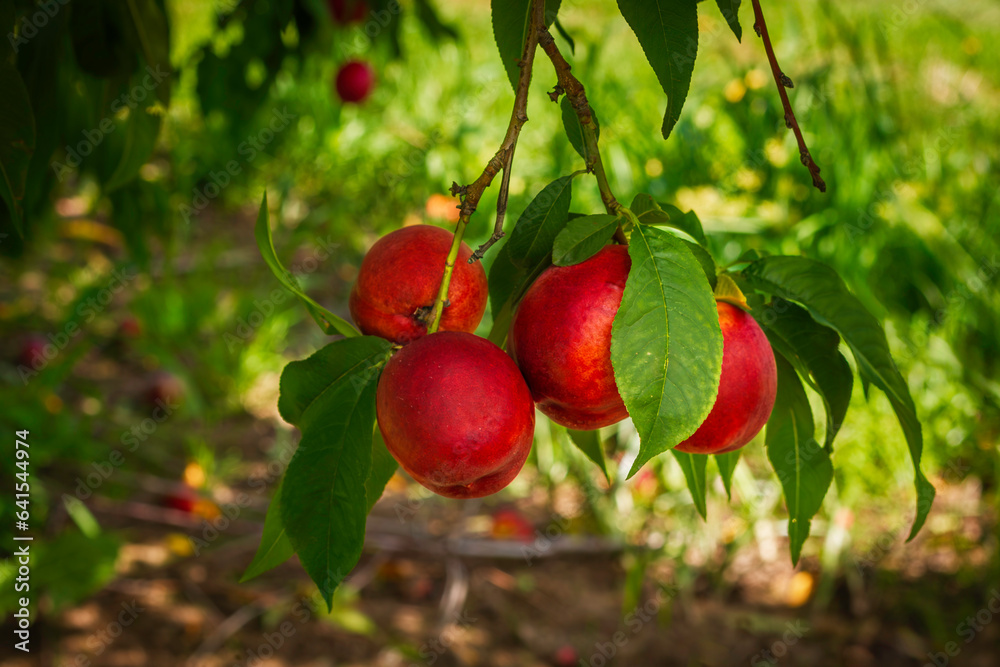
left=714, top=0, right=742, bottom=41
left=611, top=225, right=723, bottom=477
left=766, top=354, right=833, bottom=565
left=552, top=214, right=618, bottom=266
left=758, top=298, right=853, bottom=449
left=671, top=450, right=708, bottom=519
left=568, top=429, right=610, bottom=483
left=241, top=479, right=294, bottom=582
left=506, top=175, right=575, bottom=269
left=616, top=0, right=700, bottom=138
left=254, top=193, right=360, bottom=338
left=561, top=96, right=599, bottom=161
left=744, top=255, right=934, bottom=539
left=714, top=450, right=740, bottom=500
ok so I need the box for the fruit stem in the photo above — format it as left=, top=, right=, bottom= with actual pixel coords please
left=427, top=215, right=470, bottom=334
left=749, top=0, right=825, bottom=192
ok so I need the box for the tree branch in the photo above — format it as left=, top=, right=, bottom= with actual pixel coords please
left=750, top=0, right=826, bottom=193
left=538, top=26, right=628, bottom=245
left=426, top=1, right=546, bottom=332
left=464, top=0, right=547, bottom=264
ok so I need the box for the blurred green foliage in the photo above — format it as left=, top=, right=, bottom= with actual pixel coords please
left=1, top=0, right=998, bottom=639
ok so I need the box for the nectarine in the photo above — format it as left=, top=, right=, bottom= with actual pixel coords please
left=376, top=331, right=535, bottom=498
left=335, top=60, right=374, bottom=103
left=349, top=225, right=488, bottom=344
left=509, top=245, right=630, bottom=430
left=673, top=302, right=776, bottom=454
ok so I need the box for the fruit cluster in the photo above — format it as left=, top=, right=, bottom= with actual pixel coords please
left=351, top=225, right=776, bottom=499
left=328, top=0, right=376, bottom=103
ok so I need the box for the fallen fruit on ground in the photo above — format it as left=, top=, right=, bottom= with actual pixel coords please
left=509, top=245, right=630, bottom=430
left=376, top=331, right=535, bottom=498
left=335, top=60, right=374, bottom=103
left=673, top=302, right=777, bottom=454
left=145, top=371, right=185, bottom=409
left=349, top=225, right=488, bottom=344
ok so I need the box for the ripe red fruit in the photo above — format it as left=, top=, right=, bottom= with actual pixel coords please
left=163, top=486, right=197, bottom=514
left=335, top=60, right=374, bottom=103
left=509, top=245, right=631, bottom=430
left=18, top=335, right=48, bottom=369
left=145, top=371, right=185, bottom=409
left=376, top=332, right=535, bottom=499
left=553, top=644, right=579, bottom=667
left=673, top=302, right=777, bottom=454
left=349, top=225, right=488, bottom=344
left=490, top=508, right=535, bottom=542
left=328, top=0, right=367, bottom=24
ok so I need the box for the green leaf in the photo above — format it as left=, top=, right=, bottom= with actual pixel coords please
left=488, top=243, right=523, bottom=321
left=758, top=298, right=853, bottom=449
left=714, top=0, right=742, bottom=41
left=367, top=428, right=398, bottom=513
left=568, top=428, right=610, bottom=483
left=714, top=450, right=740, bottom=500
left=630, top=195, right=707, bottom=247
left=123, top=0, right=172, bottom=105
left=254, top=193, right=360, bottom=338
left=414, top=0, right=460, bottom=41
left=611, top=225, right=723, bottom=477
left=553, top=17, right=576, bottom=54
left=743, top=256, right=935, bottom=539
left=616, top=0, right=700, bottom=139
left=0, top=59, right=36, bottom=237
left=671, top=450, right=708, bottom=519
left=658, top=203, right=708, bottom=247
left=105, top=104, right=161, bottom=191
left=560, top=96, right=599, bottom=162
left=684, top=240, right=718, bottom=289
left=35, top=531, right=121, bottom=611
left=491, top=0, right=562, bottom=90
left=241, top=478, right=294, bottom=582
left=280, top=353, right=383, bottom=610
left=765, top=354, right=833, bottom=565
left=278, top=336, right=393, bottom=428
left=552, top=214, right=618, bottom=266
left=506, top=175, right=575, bottom=269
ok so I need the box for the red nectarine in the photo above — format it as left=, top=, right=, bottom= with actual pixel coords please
left=673, top=302, right=776, bottom=454
left=335, top=60, right=374, bottom=103
left=509, top=245, right=630, bottom=430
left=349, top=225, right=488, bottom=344
left=376, top=331, right=535, bottom=498
left=328, top=0, right=367, bottom=24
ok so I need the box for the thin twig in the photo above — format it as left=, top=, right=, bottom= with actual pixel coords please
left=538, top=26, right=630, bottom=246
left=750, top=0, right=826, bottom=192
left=462, top=0, right=547, bottom=264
